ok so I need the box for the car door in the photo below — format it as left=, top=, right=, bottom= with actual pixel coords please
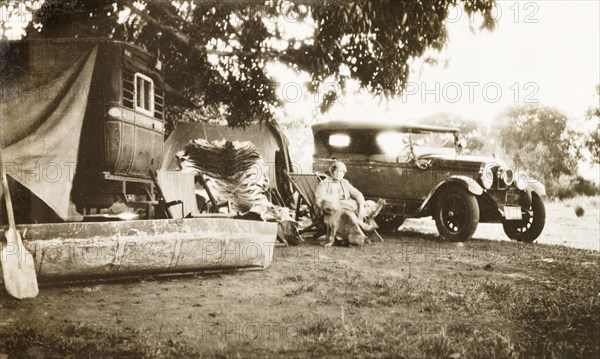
left=367, top=132, right=434, bottom=212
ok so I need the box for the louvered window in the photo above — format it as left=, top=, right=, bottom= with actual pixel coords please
left=123, top=70, right=135, bottom=109
left=154, top=86, right=164, bottom=120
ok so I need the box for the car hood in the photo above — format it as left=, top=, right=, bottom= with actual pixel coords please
left=418, top=154, right=508, bottom=171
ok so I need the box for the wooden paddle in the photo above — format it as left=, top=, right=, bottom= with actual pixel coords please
left=0, top=147, right=38, bottom=299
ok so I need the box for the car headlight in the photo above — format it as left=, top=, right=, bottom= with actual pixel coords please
left=500, top=168, right=514, bottom=187
left=480, top=163, right=494, bottom=189
left=514, top=170, right=528, bottom=190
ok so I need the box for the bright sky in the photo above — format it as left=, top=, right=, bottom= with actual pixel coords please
left=274, top=0, right=600, bottom=125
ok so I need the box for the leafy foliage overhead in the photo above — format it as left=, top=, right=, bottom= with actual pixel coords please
left=28, top=0, right=496, bottom=127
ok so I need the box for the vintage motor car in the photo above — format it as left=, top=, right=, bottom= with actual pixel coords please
left=311, top=120, right=546, bottom=242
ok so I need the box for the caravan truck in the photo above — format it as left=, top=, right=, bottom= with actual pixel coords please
left=0, top=38, right=292, bottom=282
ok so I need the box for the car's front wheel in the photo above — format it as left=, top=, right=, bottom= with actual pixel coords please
left=502, top=193, right=546, bottom=242
left=434, top=186, right=480, bottom=242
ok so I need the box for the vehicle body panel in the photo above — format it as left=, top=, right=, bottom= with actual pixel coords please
left=312, top=121, right=545, bottom=222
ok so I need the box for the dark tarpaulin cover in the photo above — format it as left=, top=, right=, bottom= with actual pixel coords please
left=0, top=45, right=98, bottom=221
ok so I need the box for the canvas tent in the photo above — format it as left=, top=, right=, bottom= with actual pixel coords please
left=162, top=121, right=295, bottom=206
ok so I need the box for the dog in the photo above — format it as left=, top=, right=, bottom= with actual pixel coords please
left=237, top=204, right=302, bottom=246
left=268, top=205, right=302, bottom=246
left=319, top=196, right=367, bottom=247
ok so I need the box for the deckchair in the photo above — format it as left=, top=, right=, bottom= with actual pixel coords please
left=285, top=171, right=326, bottom=238
left=152, top=170, right=200, bottom=219
left=151, top=170, right=241, bottom=219
left=286, top=170, right=385, bottom=243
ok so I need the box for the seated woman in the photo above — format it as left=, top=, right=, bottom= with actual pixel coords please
left=315, top=161, right=375, bottom=233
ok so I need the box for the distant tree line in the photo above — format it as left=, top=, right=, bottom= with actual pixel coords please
left=424, top=85, right=600, bottom=199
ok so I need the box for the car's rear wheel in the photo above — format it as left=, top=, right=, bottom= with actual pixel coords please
left=376, top=215, right=405, bottom=233
left=434, top=186, right=479, bottom=242
left=502, top=193, right=545, bottom=242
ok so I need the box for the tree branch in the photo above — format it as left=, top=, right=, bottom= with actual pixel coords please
left=129, top=6, right=283, bottom=57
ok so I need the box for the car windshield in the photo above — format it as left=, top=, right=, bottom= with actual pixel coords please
left=375, top=131, right=456, bottom=159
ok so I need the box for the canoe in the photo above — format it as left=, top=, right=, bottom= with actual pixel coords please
left=0, top=217, right=277, bottom=283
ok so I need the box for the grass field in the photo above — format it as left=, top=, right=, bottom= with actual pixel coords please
left=1, top=198, right=599, bottom=358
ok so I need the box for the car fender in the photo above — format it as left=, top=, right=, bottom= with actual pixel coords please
left=418, top=176, right=483, bottom=214
left=526, top=181, right=546, bottom=197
